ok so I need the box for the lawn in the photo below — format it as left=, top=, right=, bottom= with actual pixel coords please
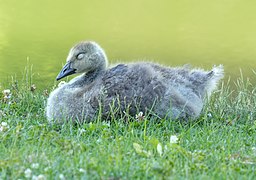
left=0, top=73, right=255, bottom=179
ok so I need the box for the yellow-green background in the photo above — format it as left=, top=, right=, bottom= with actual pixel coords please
left=1, top=0, right=256, bottom=87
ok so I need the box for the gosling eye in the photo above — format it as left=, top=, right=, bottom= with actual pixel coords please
left=76, top=53, right=85, bottom=60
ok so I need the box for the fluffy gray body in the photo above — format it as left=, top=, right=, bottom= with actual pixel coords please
left=46, top=41, right=224, bottom=123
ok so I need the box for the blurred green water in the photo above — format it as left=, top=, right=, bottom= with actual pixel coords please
left=0, top=0, right=256, bottom=88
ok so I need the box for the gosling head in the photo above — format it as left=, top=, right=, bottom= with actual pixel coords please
left=56, top=41, right=108, bottom=81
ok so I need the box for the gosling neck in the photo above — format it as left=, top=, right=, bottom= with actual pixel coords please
left=67, top=68, right=105, bottom=88
left=84, top=67, right=105, bottom=81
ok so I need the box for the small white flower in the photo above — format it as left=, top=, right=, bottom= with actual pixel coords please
left=135, top=111, right=145, bottom=121
left=43, top=90, right=49, bottom=96
left=137, top=112, right=143, bottom=117
left=31, top=163, right=39, bottom=169
left=3, top=90, right=11, bottom=102
left=30, top=84, right=36, bottom=92
left=59, top=174, right=65, bottom=180
left=37, top=174, right=46, bottom=180
left=79, top=168, right=86, bottom=173
left=207, top=113, right=212, bottom=118
left=32, top=175, right=46, bottom=180
left=157, top=143, right=163, bottom=156
left=1, top=122, right=8, bottom=127
left=2, top=89, right=11, bottom=95
left=241, top=160, right=254, bottom=165
left=24, top=168, right=32, bottom=178
left=96, top=138, right=102, bottom=143
left=170, top=135, right=179, bottom=144
left=0, top=122, right=9, bottom=132
left=102, top=121, right=110, bottom=127
left=78, top=128, right=86, bottom=134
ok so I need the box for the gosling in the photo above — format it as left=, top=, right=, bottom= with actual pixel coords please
left=46, top=41, right=224, bottom=123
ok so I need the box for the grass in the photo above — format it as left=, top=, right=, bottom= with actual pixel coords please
left=0, top=70, right=256, bottom=179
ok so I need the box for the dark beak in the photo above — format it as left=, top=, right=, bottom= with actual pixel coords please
left=56, top=62, right=76, bottom=81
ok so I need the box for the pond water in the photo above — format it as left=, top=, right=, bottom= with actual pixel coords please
left=1, top=0, right=256, bottom=89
